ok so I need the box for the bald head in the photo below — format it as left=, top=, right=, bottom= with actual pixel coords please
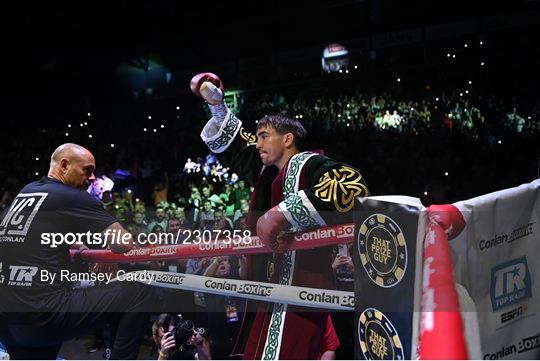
left=48, top=143, right=96, bottom=189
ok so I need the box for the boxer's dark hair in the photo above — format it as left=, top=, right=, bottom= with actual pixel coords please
left=256, top=115, right=306, bottom=146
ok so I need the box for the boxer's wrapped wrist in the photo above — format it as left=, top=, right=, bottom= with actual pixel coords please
left=208, top=102, right=229, bottom=124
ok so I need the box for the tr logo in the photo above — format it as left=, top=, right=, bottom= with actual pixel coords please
left=8, top=265, right=38, bottom=286
left=491, top=257, right=531, bottom=311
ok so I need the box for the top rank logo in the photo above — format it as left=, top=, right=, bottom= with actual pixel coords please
left=0, top=193, right=48, bottom=241
left=490, top=256, right=532, bottom=311
left=8, top=265, right=39, bottom=287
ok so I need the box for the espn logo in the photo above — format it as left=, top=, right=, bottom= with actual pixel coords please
left=501, top=305, right=526, bottom=324
left=490, top=257, right=532, bottom=311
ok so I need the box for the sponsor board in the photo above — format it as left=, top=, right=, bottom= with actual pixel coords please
left=358, top=308, right=404, bottom=360
left=357, top=214, right=407, bottom=288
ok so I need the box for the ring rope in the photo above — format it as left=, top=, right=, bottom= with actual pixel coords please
left=70, top=224, right=354, bottom=263
left=113, top=270, right=355, bottom=311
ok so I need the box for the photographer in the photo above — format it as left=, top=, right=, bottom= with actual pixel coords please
left=152, top=314, right=210, bottom=360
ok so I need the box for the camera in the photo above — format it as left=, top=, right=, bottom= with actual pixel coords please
left=162, top=314, right=205, bottom=360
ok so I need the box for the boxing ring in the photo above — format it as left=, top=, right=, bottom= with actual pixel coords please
left=72, top=204, right=467, bottom=359
left=71, top=180, right=540, bottom=360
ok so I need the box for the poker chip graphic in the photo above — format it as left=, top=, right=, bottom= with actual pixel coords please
left=357, top=213, right=407, bottom=288
left=358, top=308, right=404, bottom=360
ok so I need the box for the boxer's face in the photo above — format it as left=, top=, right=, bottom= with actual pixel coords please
left=256, top=126, right=290, bottom=167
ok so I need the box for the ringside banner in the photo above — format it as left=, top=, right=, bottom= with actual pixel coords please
left=353, top=196, right=425, bottom=360
left=451, top=179, right=540, bottom=359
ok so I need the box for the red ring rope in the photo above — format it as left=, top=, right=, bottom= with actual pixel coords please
left=70, top=223, right=354, bottom=263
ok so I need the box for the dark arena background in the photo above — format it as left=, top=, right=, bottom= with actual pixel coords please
left=0, top=0, right=539, bottom=359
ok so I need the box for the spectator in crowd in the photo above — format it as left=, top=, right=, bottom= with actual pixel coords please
left=233, top=199, right=250, bottom=223
left=203, top=256, right=247, bottom=359
left=197, top=200, right=214, bottom=230
left=183, top=158, right=199, bottom=173
left=148, top=207, right=168, bottom=232
left=152, top=172, right=169, bottom=207
left=230, top=179, right=251, bottom=211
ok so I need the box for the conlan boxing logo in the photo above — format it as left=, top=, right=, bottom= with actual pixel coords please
left=357, top=214, right=407, bottom=288
left=0, top=193, right=47, bottom=243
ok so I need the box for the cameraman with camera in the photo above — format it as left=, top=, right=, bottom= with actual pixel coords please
left=152, top=314, right=210, bottom=360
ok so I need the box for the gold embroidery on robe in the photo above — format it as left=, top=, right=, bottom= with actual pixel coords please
left=314, top=166, right=368, bottom=212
